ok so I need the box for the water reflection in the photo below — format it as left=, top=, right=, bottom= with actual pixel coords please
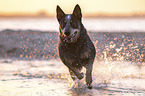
left=0, top=60, right=145, bottom=95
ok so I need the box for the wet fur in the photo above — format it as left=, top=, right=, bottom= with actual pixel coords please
left=56, top=4, right=96, bottom=89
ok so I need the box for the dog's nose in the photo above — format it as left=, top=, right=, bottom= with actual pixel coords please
left=64, top=32, right=70, bottom=36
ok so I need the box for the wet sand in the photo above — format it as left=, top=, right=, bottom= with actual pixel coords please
left=0, top=30, right=145, bottom=95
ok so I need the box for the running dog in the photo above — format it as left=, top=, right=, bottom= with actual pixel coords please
left=56, top=4, right=96, bottom=89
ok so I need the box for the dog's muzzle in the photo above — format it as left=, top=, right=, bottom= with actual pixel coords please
left=62, top=31, right=78, bottom=43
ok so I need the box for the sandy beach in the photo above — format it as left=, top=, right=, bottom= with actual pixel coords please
left=0, top=30, right=145, bottom=96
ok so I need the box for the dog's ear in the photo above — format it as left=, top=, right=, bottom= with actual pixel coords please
left=56, top=5, right=65, bottom=22
left=72, top=4, right=82, bottom=20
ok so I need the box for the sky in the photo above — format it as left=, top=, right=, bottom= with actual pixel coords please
left=0, top=0, right=145, bottom=16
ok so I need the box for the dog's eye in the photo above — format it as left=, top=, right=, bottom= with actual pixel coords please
left=70, top=20, right=77, bottom=29
left=61, top=20, right=66, bottom=29
left=70, top=20, right=72, bottom=23
left=63, top=20, right=66, bottom=25
left=64, top=20, right=66, bottom=24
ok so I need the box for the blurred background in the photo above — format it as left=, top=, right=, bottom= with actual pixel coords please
left=1, top=0, right=145, bottom=17
left=0, top=0, right=145, bottom=31
left=0, top=0, right=145, bottom=60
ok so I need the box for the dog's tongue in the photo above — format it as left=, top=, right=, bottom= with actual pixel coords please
left=62, top=36, right=68, bottom=42
left=62, top=35, right=72, bottom=42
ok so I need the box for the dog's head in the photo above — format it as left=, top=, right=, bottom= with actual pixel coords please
left=56, top=4, right=82, bottom=43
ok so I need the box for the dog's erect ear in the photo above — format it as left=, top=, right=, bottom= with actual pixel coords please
left=72, top=4, right=82, bottom=20
left=56, top=5, right=65, bottom=22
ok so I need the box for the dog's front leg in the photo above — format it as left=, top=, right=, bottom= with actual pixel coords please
left=65, top=64, right=84, bottom=80
left=86, top=58, right=94, bottom=89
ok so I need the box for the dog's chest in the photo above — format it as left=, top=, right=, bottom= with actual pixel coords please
left=65, top=44, right=82, bottom=57
left=60, top=42, right=89, bottom=60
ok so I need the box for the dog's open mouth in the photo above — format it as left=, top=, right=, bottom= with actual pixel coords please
left=62, top=31, right=78, bottom=43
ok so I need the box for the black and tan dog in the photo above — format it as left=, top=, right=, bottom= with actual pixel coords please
left=56, top=4, right=96, bottom=89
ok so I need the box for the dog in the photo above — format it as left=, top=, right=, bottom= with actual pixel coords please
left=56, top=4, right=96, bottom=89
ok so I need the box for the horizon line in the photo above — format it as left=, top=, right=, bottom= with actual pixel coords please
left=0, top=13, right=145, bottom=18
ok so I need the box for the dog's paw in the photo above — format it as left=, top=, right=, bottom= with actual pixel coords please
left=78, top=72, right=84, bottom=80
left=70, top=78, right=84, bottom=89
left=81, top=72, right=84, bottom=77
left=87, top=84, right=92, bottom=89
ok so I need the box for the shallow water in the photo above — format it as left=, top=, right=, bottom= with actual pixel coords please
left=0, top=59, right=145, bottom=96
